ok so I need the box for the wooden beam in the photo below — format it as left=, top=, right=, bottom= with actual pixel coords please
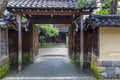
left=17, top=15, right=22, bottom=72
left=9, top=10, right=90, bottom=16
left=32, top=19, right=72, bottom=24
left=80, top=15, right=84, bottom=70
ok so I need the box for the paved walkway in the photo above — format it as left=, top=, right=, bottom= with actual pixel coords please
left=3, top=44, right=96, bottom=80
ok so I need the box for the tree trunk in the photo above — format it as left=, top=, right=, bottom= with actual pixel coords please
left=0, top=0, right=8, bottom=15
left=110, top=0, right=118, bottom=14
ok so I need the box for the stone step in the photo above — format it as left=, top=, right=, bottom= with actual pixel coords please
left=3, top=77, right=96, bottom=80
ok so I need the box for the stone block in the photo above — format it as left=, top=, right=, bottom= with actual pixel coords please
left=116, top=74, right=120, bottom=78
left=115, top=67, right=120, bottom=75
left=101, top=72, right=107, bottom=78
left=112, top=62, right=120, bottom=67
left=102, top=61, right=112, bottom=67
left=106, top=67, right=115, bottom=78
left=97, top=67, right=106, bottom=72
left=102, top=61, right=120, bottom=67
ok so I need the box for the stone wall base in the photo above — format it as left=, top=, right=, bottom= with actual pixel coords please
left=101, top=61, right=120, bottom=78
left=91, top=55, right=120, bottom=79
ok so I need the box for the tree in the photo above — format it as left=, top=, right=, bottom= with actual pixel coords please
left=77, top=0, right=96, bottom=8
left=95, top=0, right=110, bottom=14
left=95, top=0, right=119, bottom=14
left=0, top=0, right=8, bottom=15
left=110, top=0, right=118, bottom=14
left=37, top=24, right=59, bottom=43
left=38, top=24, right=59, bottom=37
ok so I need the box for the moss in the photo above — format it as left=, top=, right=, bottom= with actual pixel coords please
left=70, top=56, right=76, bottom=64
left=10, top=56, right=17, bottom=64
left=97, top=67, right=106, bottom=73
left=65, top=44, right=68, bottom=48
left=71, top=59, right=76, bottom=64
left=90, top=62, right=102, bottom=79
left=10, top=52, right=32, bottom=64
left=22, top=52, right=32, bottom=63
left=0, top=63, right=9, bottom=79
left=39, top=43, right=57, bottom=48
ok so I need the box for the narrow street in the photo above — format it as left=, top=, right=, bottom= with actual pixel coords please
left=3, top=44, right=96, bottom=80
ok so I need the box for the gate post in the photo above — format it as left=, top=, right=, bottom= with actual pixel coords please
left=17, top=15, right=22, bottom=72
left=80, top=15, right=84, bottom=70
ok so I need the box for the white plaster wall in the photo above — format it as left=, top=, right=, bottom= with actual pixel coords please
left=99, top=27, right=120, bottom=61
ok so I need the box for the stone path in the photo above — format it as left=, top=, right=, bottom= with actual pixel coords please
left=3, top=44, right=96, bottom=80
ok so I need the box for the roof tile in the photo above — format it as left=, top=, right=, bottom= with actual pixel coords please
left=7, top=0, right=96, bottom=10
left=86, top=14, right=120, bottom=27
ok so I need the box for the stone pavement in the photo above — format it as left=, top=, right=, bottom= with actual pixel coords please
left=3, top=44, right=96, bottom=80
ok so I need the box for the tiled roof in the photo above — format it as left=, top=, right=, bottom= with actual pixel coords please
left=7, top=0, right=77, bottom=9
left=0, top=15, right=28, bottom=30
left=58, top=27, right=68, bottom=32
left=7, top=0, right=96, bottom=10
left=86, top=14, right=120, bottom=27
left=0, top=15, right=14, bottom=27
left=0, top=19, right=8, bottom=27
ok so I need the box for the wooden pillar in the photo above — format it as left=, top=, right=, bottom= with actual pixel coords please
left=80, top=15, right=84, bottom=70
left=0, top=28, right=1, bottom=64
left=73, top=23, right=76, bottom=62
left=6, top=28, right=9, bottom=60
left=29, top=24, right=33, bottom=61
left=17, top=15, right=22, bottom=72
left=68, top=25, right=73, bottom=57
left=66, top=33, right=68, bottom=44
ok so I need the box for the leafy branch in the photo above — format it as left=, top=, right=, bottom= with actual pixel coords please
left=77, top=0, right=96, bottom=8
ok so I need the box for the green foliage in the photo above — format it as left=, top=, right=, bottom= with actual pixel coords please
left=22, top=17, right=28, bottom=22
left=95, top=0, right=120, bottom=14
left=90, top=62, right=102, bottom=79
left=0, top=63, right=9, bottom=79
left=95, top=0, right=110, bottom=14
left=101, top=0, right=110, bottom=9
left=71, top=57, right=76, bottom=64
left=77, top=0, right=96, bottom=8
left=37, top=24, right=59, bottom=43
left=118, top=1, right=120, bottom=14
left=95, top=9, right=109, bottom=14
left=39, top=36, right=46, bottom=44
left=70, top=54, right=77, bottom=64
left=39, top=43, right=57, bottom=48
left=65, top=44, right=68, bottom=48
left=38, top=24, right=59, bottom=37
left=10, top=52, right=32, bottom=63
left=22, top=52, right=32, bottom=63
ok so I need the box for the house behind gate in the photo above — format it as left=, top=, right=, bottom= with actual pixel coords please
left=85, top=14, right=120, bottom=78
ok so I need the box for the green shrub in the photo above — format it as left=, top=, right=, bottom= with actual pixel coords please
left=0, top=63, right=9, bottom=79
left=39, top=43, right=57, bottom=48
left=70, top=55, right=76, bottom=64
left=10, top=52, right=32, bottom=64
left=22, top=52, right=32, bottom=63
left=90, top=62, right=102, bottom=79
left=71, top=59, right=76, bottom=64
left=65, top=44, right=68, bottom=48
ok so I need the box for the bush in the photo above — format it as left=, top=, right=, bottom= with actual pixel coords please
left=0, top=63, right=9, bottom=79
left=39, top=43, right=57, bottom=48
left=22, top=52, right=32, bottom=63
left=90, top=62, right=101, bottom=79
left=10, top=52, right=32, bottom=64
